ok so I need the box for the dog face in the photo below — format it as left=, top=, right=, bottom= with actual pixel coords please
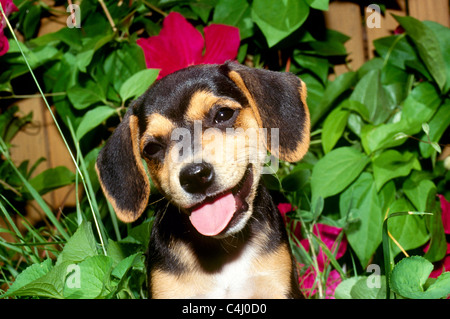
left=96, top=62, right=310, bottom=238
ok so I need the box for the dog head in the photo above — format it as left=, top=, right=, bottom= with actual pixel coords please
left=96, top=61, right=310, bottom=238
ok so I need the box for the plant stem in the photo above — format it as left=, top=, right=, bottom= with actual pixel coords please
left=99, top=0, right=117, bottom=32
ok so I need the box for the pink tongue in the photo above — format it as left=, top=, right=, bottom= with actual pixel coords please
left=189, top=193, right=236, bottom=236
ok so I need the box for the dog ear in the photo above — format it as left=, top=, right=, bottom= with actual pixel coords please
left=96, top=109, right=150, bottom=223
left=223, top=62, right=310, bottom=163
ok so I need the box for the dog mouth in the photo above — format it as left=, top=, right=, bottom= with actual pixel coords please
left=187, top=165, right=253, bottom=237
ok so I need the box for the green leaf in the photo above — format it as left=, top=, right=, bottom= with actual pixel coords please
left=310, top=71, right=356, bottom=127
left=372, top=150, right=421, bottom=191
left=321, top=107, right=349, bottom=153
left=424, top=21, right=450, bottom=94
left=401, top=82, right=441, bottom=125
left=340, top=173, right=383, bottom=268
left=419, top=99, right=450, bottom=158
left=63, top=255, right=114, bottom=299
left=350, top=69, right=393, bottom=124
left=334, top=277, right=359, bottom=299
left=103, top=43, right=146, bottom=93
left=251, top=0, right=309, bottom=47
left=119, top=69, right=159, bottom=102
left=305, top=0, right=329, bottom=10
left=76, top=106, right=117, bottom=140
left=390, top=256, right=450, bottom=299
left=293, top=53, right=329, bottom=84
left=387, top=199, right=429, bottom=258
left=350, top=276, right=389, bottom=299
left=403, top=178, right=436, bottom=213
left=374, top=35, right=421, bottom=70
left=2, top=259, right=53, bottom=297
left=424, top=204, right=448, bottom=263
left=111, top=252, right=143, bottom=280
left=120, top=219, right=153, bottom=248
left=394, top=15, right=447, bottom=91
left=76, top=33, right=115, bottom=73
left=281, top=168, right=310, bottom=192
left=311, top=147, right=370, bottom=203
left=213, top=0, right=253, bottom=39
left=67, top=85, right=106, bottom=110
left=22, top=4, right=41, bottom=40
left=361, top=82, right=440, bottom=154
left=28, top=166, right=75, bottom=195
left=341, top=100, right=370, bottom=122
left=2, top=261, right=71, bottom=299
left=56, top=221, right=98, bottom=266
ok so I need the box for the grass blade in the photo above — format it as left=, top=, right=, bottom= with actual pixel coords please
left=66, top=119, right=108, bottom=256
left=0, top=140, right=70, bottom=241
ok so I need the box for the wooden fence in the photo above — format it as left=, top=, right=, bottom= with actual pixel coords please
left=8, top=0, right=450, bottom=223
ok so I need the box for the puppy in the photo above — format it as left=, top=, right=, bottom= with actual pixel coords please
left=96, top=61, right=310, bottom=298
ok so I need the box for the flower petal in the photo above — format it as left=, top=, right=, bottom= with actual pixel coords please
left=277, top=203, right=292, bottom=218
left=0, top=29, right=9, bottom=56
left=201, top=24, right=240, bottom=64
left=1, top=0, right=18, bottom=17
left=325, top=270, right=342, bottom=299
left=137, top=12, right=205, bottom=78
left=313, top=223, right=347, bottom=260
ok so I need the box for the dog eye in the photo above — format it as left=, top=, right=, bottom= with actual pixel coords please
left=143, top=142, right=163, bottom=157
left=214, top=107, right=235, bottom=124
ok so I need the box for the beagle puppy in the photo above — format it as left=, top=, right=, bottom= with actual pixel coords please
left=96, top=61, right=310, bottom=298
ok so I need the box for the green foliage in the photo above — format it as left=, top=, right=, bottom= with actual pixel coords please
left=390, top=256, right=450, bottom=299
left=1, top=0, right=449, bottom=299
left=2, top=221, right=149, bottom=299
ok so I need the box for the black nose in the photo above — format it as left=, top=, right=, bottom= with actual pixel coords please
left=179, top=163, right=214, bottom=194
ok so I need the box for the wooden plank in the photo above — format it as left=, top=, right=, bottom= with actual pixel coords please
left=408, top=0, right=450, bottom=26
left=324, top=1, right=365, bottom=75
left=42, top=109, right=77, bottom=209
left=365, top=0, right=406, bottom=60
left=9, top=3, right=78, bottom=222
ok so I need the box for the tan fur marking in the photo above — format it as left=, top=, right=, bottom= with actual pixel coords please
left=185, top=90, right=242, bottom=122
left=151, top=269, right=213, bottom=299
left=140, top=113, right=175, bottom=150
left=228, top=71, right=263, bottom=128
left=185, top=90, right=218, bottom=122
left=251, top=243, right=293, bottom=298
left=280, top=82, right=310, bottom=163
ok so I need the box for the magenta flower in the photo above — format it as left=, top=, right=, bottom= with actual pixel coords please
left=277, top=203, right=347, bottom=298
left=278, top=203, right=301, bottom=239
left=423, top=195, right=450, bottom=278
left=137, top=12, right=240, bottom=79
left=299, top=223, right=347, bottom=298
left=0, top=0, right=18, bottom=56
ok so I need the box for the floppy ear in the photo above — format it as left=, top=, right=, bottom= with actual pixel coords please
left=223, top=62, right=310, bottom=163
left=96, top=109, right=150, bottom=223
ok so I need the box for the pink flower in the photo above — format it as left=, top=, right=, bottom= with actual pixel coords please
left=277, top=203, right=302, bottom=239
left=423, top=196, right=450, bottom=279
left=298, top=223, right=347, bottom=298
left=0, top=0, right=18, bottom=56
left=394, top=25, right=405, bottom=35
left=425, top=243, right=450, bottom=279
left=277, top=203, right=347, bottom=298
left=137, top=12, right=240, bottom=79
